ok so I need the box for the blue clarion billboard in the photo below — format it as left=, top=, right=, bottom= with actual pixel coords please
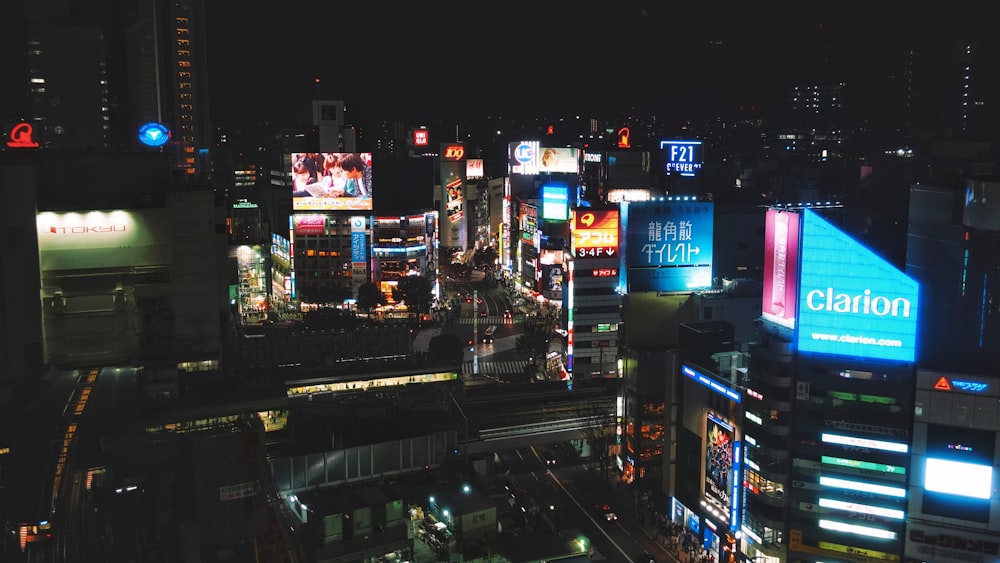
left=796, top=209, right=919, bottom=362
left=622, top=201, right=713, bottom=292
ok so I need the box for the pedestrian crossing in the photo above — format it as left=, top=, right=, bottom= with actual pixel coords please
left=462, top=360, right=528, bottom=376
left=456, top=316, right=515, bottom=325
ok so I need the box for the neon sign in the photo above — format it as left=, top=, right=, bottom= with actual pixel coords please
left=617, top=127, right=631, bottom=149
left=572, top=209, right=619, bottom=260
left=933, top=376, right=989, bottom=393
left=138, top=122, right=170, bottom=147
left=442, top=144, right=465, bottom=160
left=660, top=140, right=702, bottom=176
left=682, top=364, right=741, bottom=403
left=7, top=122, right=39, bottom=148
left=413, top=129, right=429, bottom=146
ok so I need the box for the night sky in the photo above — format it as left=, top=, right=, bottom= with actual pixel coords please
left=0, top=2, right=994, bottom=129
left=201, top=2, right=994, bottom=127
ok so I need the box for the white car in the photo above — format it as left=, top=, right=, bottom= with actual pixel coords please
left=595, top=504, right=618, bottom=522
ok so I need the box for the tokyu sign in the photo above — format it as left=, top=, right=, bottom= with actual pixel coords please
left=796, top=209, right=918, bottom=362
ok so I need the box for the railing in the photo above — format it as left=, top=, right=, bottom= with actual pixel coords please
left=477, top=414, right=611, bottom=441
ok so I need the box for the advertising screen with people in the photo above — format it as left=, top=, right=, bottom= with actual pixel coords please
left=291, top=152, right=373, bottom=211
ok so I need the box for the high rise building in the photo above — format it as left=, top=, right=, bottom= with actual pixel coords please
left=24, top=2, right=111, bottom=150
left=123, top=0, right=212, bottom=181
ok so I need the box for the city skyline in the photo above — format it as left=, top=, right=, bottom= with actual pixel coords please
left=2, top=2, right=996, bottom=134
left=204, top=2, right=995, bottom=126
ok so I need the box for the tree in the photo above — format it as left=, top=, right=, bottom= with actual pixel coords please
left=302, top=308, right=359, bottom=331
left=428, top=333, right=464, bottom=365
left=392, top=275, right=433, bottom=318
left=514, top=330, right=550, bottom=379
left=356, top=281, right=386, bottom=314
left=473, top=246, right=498, bottom=270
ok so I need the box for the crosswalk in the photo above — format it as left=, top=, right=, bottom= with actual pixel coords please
left=456, top=316, right=515, bottom=325
left=462, top=360, right=528, bottom=376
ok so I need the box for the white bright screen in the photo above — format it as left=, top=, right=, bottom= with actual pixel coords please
left=924, top=458, right=993, bottom=499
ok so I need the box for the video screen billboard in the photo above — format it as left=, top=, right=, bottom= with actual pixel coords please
left=508, top=141, right=579, bottom=175
left=291, top=152, right=373, bottom=211
left=538, top=147, right=580, bottom=174
left=542, top=184, right=569, bottom=221
left=624, top=201, right=713, bottom=292
left=572, top=209, right=619, bottom=260
left=542, top=264, right=565, bottom=295
left=705, top=415, right=734, bottom=515
left=922, top=424, right=994, bottom=523
left=796, top=209, right=919, bottom=362
left=762, top=209, right=800, bottom=329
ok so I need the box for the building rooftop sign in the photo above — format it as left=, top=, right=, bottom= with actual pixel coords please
left=795, top=209, right=919, bottom=362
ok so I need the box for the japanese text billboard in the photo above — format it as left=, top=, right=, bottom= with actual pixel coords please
left=572, top=209, right=619, bottom=260
left=796, top=209, right=919, bottom=362
left=623, top=201, right=713, bottom=292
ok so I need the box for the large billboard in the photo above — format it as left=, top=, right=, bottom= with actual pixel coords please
left=293, top=214, right=327, bottom=236
left=762, top=209, right=800, bottom=329
left=538, top=147, right=580, bottom=174
left=37, top=209, right=172, bottom=270
left=796, top=209, right=919, bottom=362
left=519, top=203, right=538, bottom=244
left=623, top=201, right=714, bottom=292
left=660, top=140, right=703, bottom=177
left=509, top=142, right=578, bottom=175
left=509, top=141, right=540, bottom=175
left=921, top=424, right=993, bottom=523
left=705, top=414, right=734, bottom=517
left=572, top=209, right=619, bottom=260
left=291, top=152, right=373, bottom=211
left=541, top=184, right=569, bottom=221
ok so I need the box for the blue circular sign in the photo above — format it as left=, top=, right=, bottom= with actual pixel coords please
left=514, top=143, right=534, bottom=164
left=138, top=122, right=170, bottom=147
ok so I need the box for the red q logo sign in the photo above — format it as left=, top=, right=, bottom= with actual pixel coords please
left=7, top=122, right=40, bottom=148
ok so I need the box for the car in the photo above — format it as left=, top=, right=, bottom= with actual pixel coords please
left=479, top=309, right=488, bottom=317
left=502, top=309, right=513, bottom=321
left=465, top=296, right=473, bottom=303
left=594, top=503, right=618, bottom=522
left=540, top=449, right=556, bottom=466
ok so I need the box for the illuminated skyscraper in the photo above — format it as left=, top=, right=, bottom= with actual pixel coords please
left=24, top=1, right=112, bottom=150
left=123, top=0, right=212, bottom=181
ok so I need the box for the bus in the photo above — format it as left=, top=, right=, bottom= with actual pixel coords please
left=481, top=325, right=498, bottom=344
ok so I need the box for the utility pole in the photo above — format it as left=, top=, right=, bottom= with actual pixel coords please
left=473, top=289, right=479, bottom=375
left=449, top=390, right=469, bottom=470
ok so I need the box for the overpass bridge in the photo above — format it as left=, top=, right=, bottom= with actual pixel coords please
left=459, top=379, right=617, bottom=452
